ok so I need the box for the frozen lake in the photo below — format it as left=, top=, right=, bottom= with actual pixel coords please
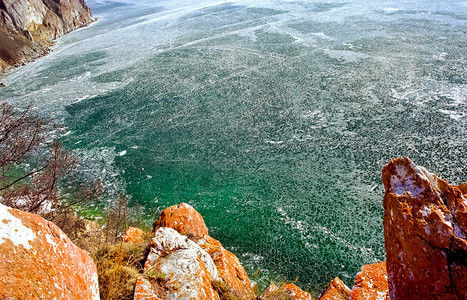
left=1, top=0, right=466, bottom=291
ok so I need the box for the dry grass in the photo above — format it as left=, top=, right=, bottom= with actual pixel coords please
left=92, top=239, right=150, bottom=300
left=260, top=289, right=291, bottom=300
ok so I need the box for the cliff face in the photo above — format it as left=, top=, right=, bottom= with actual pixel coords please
left=382, top=157, right=467, bottom=299
left=0, top=0, right=94, bottom=73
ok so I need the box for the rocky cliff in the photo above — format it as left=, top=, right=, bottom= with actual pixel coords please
left=1, top=157, right=466, bottom=299
left=135, top=203, right=257, bottom=300
left=382, top=157, right=467, bottom=299
left=0, top=0, right=94, bottom=73
left=133, top=203, right=390, bottom=300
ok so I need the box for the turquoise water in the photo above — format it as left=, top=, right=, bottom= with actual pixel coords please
left=1, top=0, right=466, bottom=291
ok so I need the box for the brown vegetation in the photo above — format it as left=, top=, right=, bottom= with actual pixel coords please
left=93, top=240, right=150, bottom=300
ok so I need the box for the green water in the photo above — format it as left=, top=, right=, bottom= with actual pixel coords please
left=1, top=0, right=466, bottom=291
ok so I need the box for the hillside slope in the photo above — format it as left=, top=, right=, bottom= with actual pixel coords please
left=0, top=0, right=94, bottom=73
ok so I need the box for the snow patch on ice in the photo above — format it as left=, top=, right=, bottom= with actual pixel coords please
left=324, top=49, right=370, bottom=62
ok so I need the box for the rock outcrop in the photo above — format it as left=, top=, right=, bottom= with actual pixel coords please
left=136, top=203, right=256, bottom=300
left=260, top=283, right=312, bottom=300
left=350, top=261, right=389, bottom=300
left=382, top=157, right=467, bottom=299
left=0, top=0, right=94, bottom=72
left=0, top=202, right=100, bottom=299
left=140, top=226, right=221, bottom=300
left=133, top=277, right=162, bottom=300
left=195, top=235, right=254, bottom=299
left=123, top=226, right=145, bottom=243
left=153, top=202, right=208, bottom=236
left=318, top=277, right=351, bottom=300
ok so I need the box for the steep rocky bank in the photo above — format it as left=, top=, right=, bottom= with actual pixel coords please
left=382, top=157, right=467, bottom=299
left=0, top=0, right=94, bottom=73
left=0, top=157, right=466, bottom=299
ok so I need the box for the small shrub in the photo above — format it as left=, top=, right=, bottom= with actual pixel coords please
left=212, top=280, right=246, bottom=300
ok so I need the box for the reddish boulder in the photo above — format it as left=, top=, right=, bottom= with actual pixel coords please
left=350, top=262, right=388, bottom=300
left=382, top=157, right=467, bottom=299
left=318, top=277, right=351, bottom=300
left=0, top=203, right=99, bottom=299
left=261, top=283, right=311, bottom=300
left=123, top=227, right=145, bottom=243
left=154, top=203, right=208, bottom=236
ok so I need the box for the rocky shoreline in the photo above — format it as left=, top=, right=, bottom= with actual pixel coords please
left=0, top=157, right=466, bottom=299
left=0, top=0, right=95, bottom=74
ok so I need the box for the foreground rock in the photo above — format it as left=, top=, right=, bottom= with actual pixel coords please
left=136, top=203, right=256, bottom=300
left=260, top=283, right=311, bottom=300
left=350, top=261, right=389, bottom=300
left=382, top=157, right=467, bottom=299
left=0, top=0, right=94, bottom=72
left=0, top=203, right=99, bottom=299
left=139, top=227, right=221, bottom=300
left=318, top=277, right=351, bottom=300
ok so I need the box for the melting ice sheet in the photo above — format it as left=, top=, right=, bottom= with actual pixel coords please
left=1, top=0, right=466, bottom=291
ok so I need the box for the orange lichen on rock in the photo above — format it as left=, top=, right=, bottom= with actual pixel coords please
left=350, top=261, right=388, bottom=300
left=282, top=283, right=312, bottom=300
left=123, top=227, right=145, bottom=243
left=0, top=203, right=99, bottom=299
left=133, top=277, right=161, bottom=300
left=318, top=277, right=351, bottom=300
left=140, top=203, right=256, bottom=299
left=153, top=202, right=208, bottom=236
left=196, top=235, right=256, bottom=299
left=382, top=157, right=467, bottom=300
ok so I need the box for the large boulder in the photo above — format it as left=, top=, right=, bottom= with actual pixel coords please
left=136, top=227, right=221, bottom=300
left=150, top=203, right=256, bottom=299
left=318, top=277, right=351, bottom=300
left=153, top=203, right=208, bottom=236
left=382, top=157, right=467, bottom=299
left=0, top=203, right=99, bottom=299
left=350, top=261, right=389, bottom=300
left=133, top=277, right=162, bottom=300
left=123, top=227, right=145, bottom=243
left=195, top=235, right=255, bottom=299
